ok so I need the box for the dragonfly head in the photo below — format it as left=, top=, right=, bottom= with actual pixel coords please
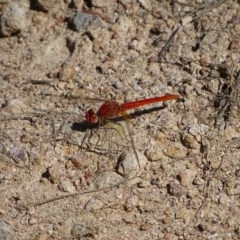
left=85, top=109, right=99, bottom=124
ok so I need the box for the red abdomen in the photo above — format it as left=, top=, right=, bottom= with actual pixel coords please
left=119, top=94, right=179, bottom=111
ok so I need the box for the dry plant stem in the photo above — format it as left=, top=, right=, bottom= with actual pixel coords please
left=196, top=141, right=230, bottom=217
left=186, top=0, right=229, bottom=22
left=158, top=0, right=228, bottom=59
left=26, top=176, right=140, bottom=207
left=158, top=26, right=180, bottom=59
left=123, top=119, right=141, bottom=171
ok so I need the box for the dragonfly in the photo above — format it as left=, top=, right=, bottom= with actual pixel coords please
left=0, top=94, right=179, bottom=174
left=79, top=94, right=179, bottom=175
left=85, top=94, right=179, bottom=125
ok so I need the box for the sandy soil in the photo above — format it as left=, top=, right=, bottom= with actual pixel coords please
left=1, top=0, right=240, bottom=239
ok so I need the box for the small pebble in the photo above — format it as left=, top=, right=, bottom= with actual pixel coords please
left=229, top=38, right=240, bottom=50
left=59, top=179, right=76, bottom=193
left=85, top=197, right=104, bottom=211
left=124, top=195, right=139, bottom=212
left=181, top=133, right=200, bottom=150
left=128, top=38, right=138, bottom=50
left=205, top=79, right=220, bottom=93
left=59, top=65, right=77, bottom=82
left=138, top=0, right=151, bottom=10
left=0, top=2, right=27, bottom=37
left=150, top=177, right=160, bottom=186
left=123, top=213, right=136, bottom=224
left=91, top=0, right=110, bottom=7
left=139, top=222, right=151, bottom=231
left=111, top=15, right=134, bottom=36
left=34, top=233, right=50, bottom=240
left=94, top=171, right=123, bottom=189
left=47, top=164, right=65, bottom=183
left=218, top=193, right=230, bottom=205
left=144, top=145, right=164, bottom=161
left=0, top=219, right=15, bottom=240
left=28, top=206, right=35, bottom=215
left=188, top=124, right=208, bottom=142
left=175, top=208, right=190, bottom=224
left=137, top=180, right=151, bottom=188
left=179, top=169, right=197, bottom=187
left=71, top=159, right=83, bottom=170
left=117, top=150, right=148, bottom=178
left=2, top=98, right=28, bottom=114
left=187, top=188, right=199, bottom=198
left=8, top=145, right=27, bottom=163
left=165, top=142, right=187, bottom=158
left=68, top=12, right=101, bottom=33
left=65, top=160, right=74, bottom=169
left=193, top=177, right=205, bottom=186
left=167, top=181, right=186, bottom=197
left=58, top=222, right=72, bottom=237
left=188, top=198, right=202, bottom=209
left=147, top=62, right=161, bottom=76
left=163, top=207, right=172, bottom=216
left=28, top=217, right=38, bottom=225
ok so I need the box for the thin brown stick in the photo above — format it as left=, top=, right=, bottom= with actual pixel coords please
left=25, top=176, right=139, bottom=207
left=157, top=0, right=228, bottom=60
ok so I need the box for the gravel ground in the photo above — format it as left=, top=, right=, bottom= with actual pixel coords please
left=1, top=0, right=240, bottom=239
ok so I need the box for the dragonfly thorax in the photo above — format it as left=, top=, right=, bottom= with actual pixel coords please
left=85, top=109, right=99, bottom=124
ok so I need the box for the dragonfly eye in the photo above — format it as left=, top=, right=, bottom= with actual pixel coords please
left=85, top=109, right=98, bottom=124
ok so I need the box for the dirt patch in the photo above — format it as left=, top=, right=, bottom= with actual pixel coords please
left=1, top=0, right=240, bottom=239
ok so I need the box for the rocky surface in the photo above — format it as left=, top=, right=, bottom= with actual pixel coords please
left=1, top=0, right=240, bottom=239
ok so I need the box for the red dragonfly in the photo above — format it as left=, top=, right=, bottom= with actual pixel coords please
left=85, top=94, right=179, bottom=124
